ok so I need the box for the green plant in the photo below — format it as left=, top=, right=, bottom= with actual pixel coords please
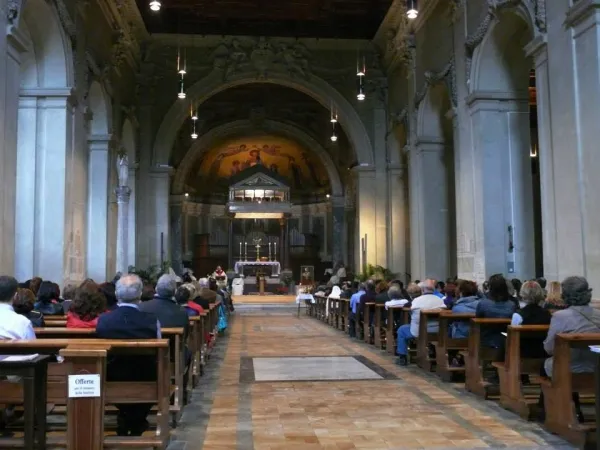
left=281, top=274, right=294, bottom=286
left=127, top=262, right=171, bottom=284
left=355, top=264, right=396, bottom=282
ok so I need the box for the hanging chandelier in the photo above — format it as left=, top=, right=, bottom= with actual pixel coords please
left=177, top=46, right=186, bottom=99
left=356, top=54, right=366, bottom=101
left=406, top=0, right=418, bottom=19
left=149, top=1, right=161, bottom=11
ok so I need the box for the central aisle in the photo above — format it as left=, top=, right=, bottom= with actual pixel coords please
left=169, top=307, right=573, bottom=450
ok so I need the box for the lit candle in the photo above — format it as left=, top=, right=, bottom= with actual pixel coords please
left=244, top=241, right=247, bottom=258
left=274, top=241, right=277, bottom=259
left=239, top=242, right=242, bottom=258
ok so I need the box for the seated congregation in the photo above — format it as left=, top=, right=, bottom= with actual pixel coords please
left=310, top=274, right=600, bottom=448
left=0, top=270, right=231, bottom=448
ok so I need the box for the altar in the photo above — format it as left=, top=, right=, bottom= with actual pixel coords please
left=234, top=261, right=281, bottom=277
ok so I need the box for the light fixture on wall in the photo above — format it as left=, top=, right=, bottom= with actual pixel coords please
left=177, top=46, right=186, bottom=99
left=149, top=0, right=161, bottom=11
left=406, top=0, right=418, bottom=19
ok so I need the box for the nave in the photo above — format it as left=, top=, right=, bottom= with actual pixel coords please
left=169, top=307, right=571, bottom=450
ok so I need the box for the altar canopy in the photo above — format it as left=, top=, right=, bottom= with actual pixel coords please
left=225, top=164, right=292, bottom=271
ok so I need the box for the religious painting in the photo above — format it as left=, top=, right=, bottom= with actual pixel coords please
left=300, top=265, right=314, bottom=285
left=196, top=135, right=328, bottom=192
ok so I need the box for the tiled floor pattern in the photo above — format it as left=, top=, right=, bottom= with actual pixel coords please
left=168, top=307, right=574, bottom=450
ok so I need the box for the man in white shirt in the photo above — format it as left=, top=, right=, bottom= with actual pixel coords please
left=0, top=276, right=36, bottom=341
left=396, top=279, right=445, bottom=366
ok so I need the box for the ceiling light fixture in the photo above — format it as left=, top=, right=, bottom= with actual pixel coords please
left=357, top=84, right=365, bottom=101
left=184, top=192, right=189, bottom=198
left=191, top=119, right=198, bottom=139
left=330, top=104, right=338, bottom=123
left=330, top=123, right=338, bottom=142
left=406, top=0, right=418, bottom=19
left=149, top=0, right=161, bottom=11
left=190, top=103, right=198, bottom=121
left=178, top=74, right=186, bottom=99
left=177, top=43, right=186, bottom=99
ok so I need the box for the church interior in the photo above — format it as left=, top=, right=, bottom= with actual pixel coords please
left=0, top=0, right=600, bottom=448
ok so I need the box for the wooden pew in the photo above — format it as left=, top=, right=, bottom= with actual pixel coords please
left=386, top=306, right=410, bottom=355
left=364, top=303, right=375, bottom=344
left=435, top=312, right=474, bottom=381
left=339, top=299, right=349, bottom=332
left=44, top=318, right=67, bottom=327
left=34, top=327, right=186, bottom=426
left=465, top=318, right=511, bottom=398
left=540, top=333, right=600, bottom=447
left=416, top=310, right=444, bottom=371
left=491, top=325, right=549, bottom=419
left=0, top=339, right=171, bottom=449
left=374, top=304, right=385, bottom=349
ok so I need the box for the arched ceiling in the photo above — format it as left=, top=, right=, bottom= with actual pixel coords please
left=170, top=83, right=353, bottom=175
left=185, top=134, right=330, bottom=204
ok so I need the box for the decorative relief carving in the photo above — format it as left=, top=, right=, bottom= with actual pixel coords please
left=6, top=0, right=20, bottom=24
left=211, top=36, right=313, bottom=81
left=533, top=0, right=546, bottom=32
left=53, top=0, right=76, bottom=41
left=414, top=57, right=457, bottom=108
left=391, top=108, right=408, bottom=128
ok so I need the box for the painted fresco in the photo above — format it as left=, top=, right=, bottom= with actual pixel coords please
left=196, top=135, right=328, bottom=191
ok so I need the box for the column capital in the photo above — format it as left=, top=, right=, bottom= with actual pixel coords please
left=524, top=34, right=548, bottom=62
left=115, top=186, right=131, bottom=203
left=565, top=0, right=600, bottom=30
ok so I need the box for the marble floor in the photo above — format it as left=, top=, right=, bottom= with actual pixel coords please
left=168, top=306, right=574, bottom=450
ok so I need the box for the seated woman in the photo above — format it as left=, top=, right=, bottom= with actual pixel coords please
left=544, top=280, right=568, bottom=313
left=511, top=281, right=551, bottom=358
left=99, top=282, right=118, bottom=311
left=66, top=288, right=107, bottom=328
left=541, top=276, right=600, bottom=422
left=34, top=281, right=64, bottom=315
left=13, top=288, right=45, bottom=327
left=450, top=280, right=480, bottom=339
left=475, top=274, right=516, bottom=349
left=176, top=284, right=204, bottom=316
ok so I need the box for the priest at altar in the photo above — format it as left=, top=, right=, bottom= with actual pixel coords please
left=212, top=266, right=227, bottom=287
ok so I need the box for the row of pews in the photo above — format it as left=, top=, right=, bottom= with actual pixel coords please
left=308, top=296, right=600, bottom=449
left=0, top=300, right=223, bottom=450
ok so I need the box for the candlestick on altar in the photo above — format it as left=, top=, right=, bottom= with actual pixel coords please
left=274, top=242, right=277, bottom=261
left=239, top=242, right=242, bottom=260
left=268, top=242, right=272, bottom=261
left=244, top=241, right=248, bottom=261
left=255, top=244, right=261, bottom=261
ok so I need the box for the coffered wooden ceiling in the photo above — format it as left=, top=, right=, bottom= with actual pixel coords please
left=135, top=0, right=393, bottom=39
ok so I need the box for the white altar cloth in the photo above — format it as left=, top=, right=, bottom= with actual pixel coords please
left=234, top=261, right=281, bottom=276
left=296, top=294, right=315, bottom=304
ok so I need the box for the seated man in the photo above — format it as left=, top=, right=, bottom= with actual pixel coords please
left=96, top=274, right=161, bottom=437
left=396, top=279, right=445, bottom=366
left=0, top=276, right=36, bottom=428
left=140, top=274, right=192, bottom=393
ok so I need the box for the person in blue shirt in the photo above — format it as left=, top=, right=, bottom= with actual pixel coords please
left=349, top=283, right=365, bottom=338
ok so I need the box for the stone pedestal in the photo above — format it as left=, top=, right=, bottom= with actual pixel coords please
left=115, top=186, right=131, bottom=274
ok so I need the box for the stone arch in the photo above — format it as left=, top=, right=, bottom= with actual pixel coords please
left=19, top=0, right=73, bottom=89
left=470, top=9, right=534, bottom=95
left=88, top=81, right=112, bottom=135
left=14, top=0, right=75, bottom=283
left=121, top=118, right=136, bottom=160
left=153, top=70, right=374, bottom=168
left=467, top=6, right=539, bottom=280
left=416, top=83, right=453, bottom=142
left=172, top=119, right=344, bottom=198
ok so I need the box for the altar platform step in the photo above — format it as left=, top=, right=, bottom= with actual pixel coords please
left=233, top=294, right=296, bottom=305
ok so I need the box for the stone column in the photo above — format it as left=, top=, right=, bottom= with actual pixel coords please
left=127, top=163, right=138, bottom=268
left=387, top=165, right=408, bottom=281
left=331, top=196, right=345, bottom=265
left=115, top=186, right=131, bottom=274
left=0, top=16, right=27, bottom=276
left=86, top=135, right=112, bottom=282
left=279, top=219, right=285, bottom=263
left=354, top=167, right=383, bottom=268
left=170, top=195, right=184, bottom=275
left=553, top=0, right=600, bottom=287
left=227, top=218, right=233, bottom=270
left=467, top=94, right=535, bottom=281
left=408, top=139, right=452, bottom=281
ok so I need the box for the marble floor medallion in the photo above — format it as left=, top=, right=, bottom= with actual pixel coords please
left=240, top=355, right=398, bottom=382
